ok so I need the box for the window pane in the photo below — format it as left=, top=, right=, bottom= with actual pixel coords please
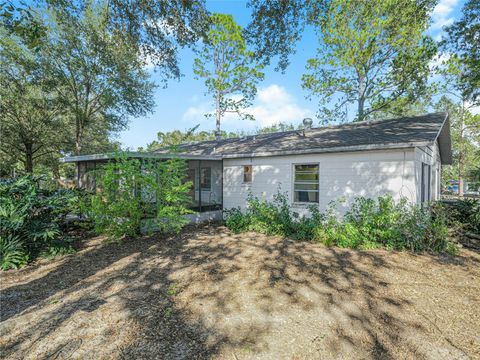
left=294, top=191, right=319, bottom=203
left=295, top=164, right=318, bottom=171
left=294, top=164, right=319, bottom=203
left=294, top=183, right=319, bottom=191
left=200, top=168, right=211, bottom=190
left=295, top=173, right=319, bottom=181
left=244, top=165, right=252, bottom=183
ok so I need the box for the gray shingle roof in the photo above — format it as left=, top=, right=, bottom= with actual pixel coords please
left=155, top=112, right=451, bottom=163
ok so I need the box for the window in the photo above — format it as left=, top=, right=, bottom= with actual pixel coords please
left=294, top=164, right=319, bottom=203
left=200, top=167, right=211, bottom=191
left=421, top=163, right=431, bottom=203
left=243, top=165, right=252, bottom=183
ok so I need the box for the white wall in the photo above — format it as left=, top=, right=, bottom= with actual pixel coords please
left=223, top=149, right=417, bottom=216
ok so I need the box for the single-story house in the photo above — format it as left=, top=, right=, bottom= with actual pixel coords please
left=63, top=112, right=452, bottom=221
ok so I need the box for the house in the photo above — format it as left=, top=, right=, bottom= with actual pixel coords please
left=63, top=112, right=452, bottom=221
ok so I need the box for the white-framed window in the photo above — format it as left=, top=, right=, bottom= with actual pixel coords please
left=293, top=164, right=319, bottom=203
left=243, top=165, right=252, bottom=183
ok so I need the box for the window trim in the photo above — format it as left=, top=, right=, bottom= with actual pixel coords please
left=243, top=165, right=253, bottom=183
left=421, top=162, right=431, bottom=203
left=292, top=162, right=320, bottom=204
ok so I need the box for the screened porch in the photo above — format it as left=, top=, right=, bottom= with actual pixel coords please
left=73, top=155, right=223, bottom=213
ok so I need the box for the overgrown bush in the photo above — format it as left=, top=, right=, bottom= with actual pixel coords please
left=224, top=191, right=456, bottom=254
left=437, top=198, right=480, bottom=234
left=0, top=176, right=79, bottom=270
left=85, top=154, right=192, bottom=240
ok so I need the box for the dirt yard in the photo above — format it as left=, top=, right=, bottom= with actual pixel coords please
left=1, top=225, right=479, bottom=360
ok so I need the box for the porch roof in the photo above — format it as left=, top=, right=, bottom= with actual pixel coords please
left=61, top=151, right=221, bottom=163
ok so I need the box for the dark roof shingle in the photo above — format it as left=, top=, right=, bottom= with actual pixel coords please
left=155, top=113, right=450, bottom=160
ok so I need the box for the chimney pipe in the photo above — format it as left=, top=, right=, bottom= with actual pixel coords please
left=303, top=118, right=313, bottom=131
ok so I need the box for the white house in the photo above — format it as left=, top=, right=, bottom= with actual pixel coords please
left=63, top=112, right=452, bottom=220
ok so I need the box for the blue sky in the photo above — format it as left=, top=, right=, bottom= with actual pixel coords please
left=119, top=0, right=465, bottom=150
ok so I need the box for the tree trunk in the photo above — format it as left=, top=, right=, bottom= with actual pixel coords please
left=75, top=117, right=83, bottom=155
left=357, top=75, right=366, bottom=122
left=25, top=142, right=33, bottom=173
left=458, top=149, right=465, bottom=197
left=215, top=92, right=221, bottom=140
left=458, top=101, right=466, bottom=197
left=358, top=97, right=365, bottom=122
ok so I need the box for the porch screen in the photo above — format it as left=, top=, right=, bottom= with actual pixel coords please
left=294, top=164, right=319, bottom=203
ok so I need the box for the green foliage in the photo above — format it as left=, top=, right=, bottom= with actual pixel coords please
left=0, top=235, right=29, bottom=270
left=85, top=154, right=192, bottom=240
left=435, top=97, right=480, bottom=194
left=0, top=176, right=79, bottom=270
left=225, top=192, right=455, bottom=254
left=193, top=13, right=264, bottom=133
left=441, top=0, right=480, bottom=105
left=302, top=0, right=437, bottom=122
left=438, top=199, right=480, bottom=235
left=42, top=2, right=155, bottom=155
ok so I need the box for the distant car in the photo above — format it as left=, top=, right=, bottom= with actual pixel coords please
left=447, top=185, right=459, bottom=193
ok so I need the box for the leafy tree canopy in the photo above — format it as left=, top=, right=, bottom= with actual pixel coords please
left=193, top=13, right=264, bottom=136
left=441, top=0, right=480, bottom=106
left=436, top=96, right=480, bottom=193
left=302, top=0, right=437, bottom=123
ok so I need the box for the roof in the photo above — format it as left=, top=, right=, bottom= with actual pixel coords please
left=62, top=112, right=452, bottom=165
left=154, top=112, right=452, bottom=164
left=61, top=152, right=219, bottom=163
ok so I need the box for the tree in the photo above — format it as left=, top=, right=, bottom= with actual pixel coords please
left=193, top=13, right=264, bottom=138
left=436, top=97, right=480, bottom=196
left=143, top=122, right=297, bottom=152
left=144, top=128, right=240, bottom=151
left=41, top=2, right=155, bottom=154
left=442, top=0, right=479, bottom=106
left=0, top=22, right=66, bottom=174
left=302, top=0, right=437, bottom=123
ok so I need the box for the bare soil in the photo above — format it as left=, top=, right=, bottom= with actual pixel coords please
left=1, top=225, right=479, bottom=360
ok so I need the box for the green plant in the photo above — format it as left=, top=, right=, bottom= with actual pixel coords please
left=438, top=198, right=480, bottom=234
left=0, top=235, right=29, bottom=270
left=86, top=153, right=193, bottom=240
left=224, top=192, right=456, bottom=254
left=0, top=176, right=79, bottom=270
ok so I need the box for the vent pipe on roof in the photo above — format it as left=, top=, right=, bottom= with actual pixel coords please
left=303, top=118, right=313, bottom=131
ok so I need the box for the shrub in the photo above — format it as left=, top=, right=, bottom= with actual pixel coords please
left=85, top=153, right=192, bottom=240
left=0, top=235, right=29, bottom=270
left=437, top=198, right=480, bottom=234
left=224, top=190, right=298, bottom=236
left=224, top=191, right=456, bottom=254
left=0, top=176, right=79, bottom=270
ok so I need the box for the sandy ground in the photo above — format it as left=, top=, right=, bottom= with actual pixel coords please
left=1, top=225, right=479, bottom=360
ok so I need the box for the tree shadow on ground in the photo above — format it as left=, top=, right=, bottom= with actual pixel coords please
left=0, top=225, right=478, bottom=359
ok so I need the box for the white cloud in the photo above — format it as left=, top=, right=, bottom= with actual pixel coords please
left=429, top=52, right=451, bottom=71
left=181, top=84, right=314, bottom=131
left=467, top=102, right=480, bottom=115
left=430, top=0, right=459, bottom=30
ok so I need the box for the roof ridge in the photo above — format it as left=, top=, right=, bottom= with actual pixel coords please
left=152, top=112, right=448, bottom=153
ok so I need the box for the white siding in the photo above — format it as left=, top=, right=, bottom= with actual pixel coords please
left=223, top=149, right=416, bottom=216
left=414, top=141, right=442, bottom=203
